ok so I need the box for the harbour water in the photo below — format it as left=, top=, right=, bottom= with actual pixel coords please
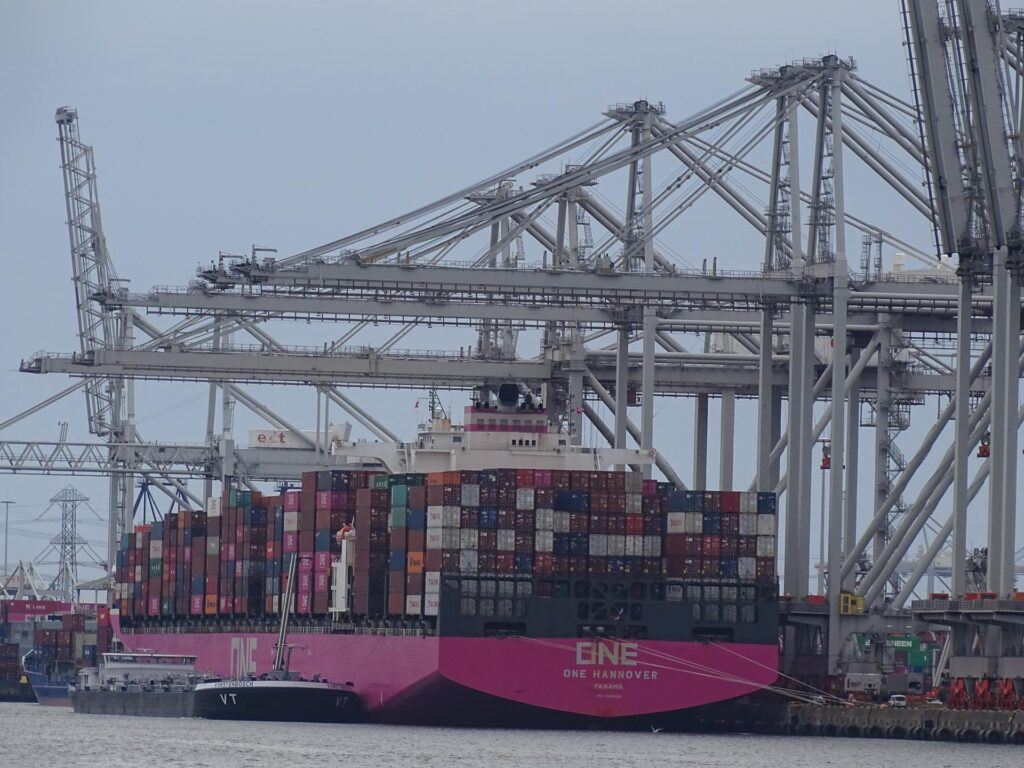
left=2, top=702, right=1023, bottom=767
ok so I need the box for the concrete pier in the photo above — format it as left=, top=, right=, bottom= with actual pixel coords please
left=784, top=703, right=1024, bottom=743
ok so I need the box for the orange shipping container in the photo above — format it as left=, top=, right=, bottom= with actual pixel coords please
left=406, top=551, right=425, bottom=573
left=204, top=595, right=218, bottom=615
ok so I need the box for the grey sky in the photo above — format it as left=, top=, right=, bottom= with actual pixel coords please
left=0, top=1, right=993, bottom=590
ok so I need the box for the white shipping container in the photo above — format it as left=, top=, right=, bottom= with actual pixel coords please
left=684, top=512, right=704, bottom=534
left=405, top=595, right=423, bottom=615
left=625, top=472, right=643, bottom=493
left=643, top=535, right=662, bottom=557
left=460, top=529, right=479, bottom=549
left=739, top=513, right=758, bottom=536
left=757, top=514, right=776, bottom=536
left=206, top=536, right=219, bottom=556
left=425, top=571, right=441, bottom=593
left=207, top=497, right=222, bottom=517
left=535, top=530, right=554, bottom=553
left=666, top=512, right=686, bottom=534
left=424, top=594, right=440, bottom=616
left=461, top=484, right=480, bottom=507
left=625, top=493, right=642, bottom=515
left=442, top=529, right=461, bottom=549
left=738, top=556, right=757, bottom=579
left=426, top=530, right=443, bottom=550
left=553, top=511, right=571, bottom=533
left=149, top=540, right=162, bottom=559
left=740, top=492, right=757, bottom=514
left=427, top=506, right=444, bottom=528
left=516, top=488, right=535, bottom=511
left=497, top=529, right=516, bottom=551
left=625, top=535, right=644, bottom=557
left=284, top=511, right=300, bottom=532
left=442, top=507, right=461, bottom=528
left=535, top=508, right=554, bottom=530
left=589, top=534, right=608, bottom=556
left=607, top=535, right=626, bottom=557
left=459, top=550, right=478, bottom=574
left=757, top=535, right=777, bottom=557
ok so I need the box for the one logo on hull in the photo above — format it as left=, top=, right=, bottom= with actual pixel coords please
left=575, top=640, right=638, bottom=666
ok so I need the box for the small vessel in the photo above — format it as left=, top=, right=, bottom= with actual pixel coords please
left=193, top=678, right=360, bottom=723
left=22, top=648, right=75, bottom=706
left=70, top=651, right=206, bottom=717
left=192, top=549, right=361, bottom=723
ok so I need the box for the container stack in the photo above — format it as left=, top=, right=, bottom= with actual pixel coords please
left=353, top=482, right=390, bottom=617
left=0, top=643, right=19, bottom=683
left=115, top=471, right=380, bottom=620
left=24, top=613, right=105, bottom=673
left=117, top=468, right=778, bottom=623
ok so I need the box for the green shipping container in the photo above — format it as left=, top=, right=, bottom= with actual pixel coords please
left=391, top=485, right=409, bottom=507
left=390, top=507, right=407, bottom=528
left=372, top=475, right=389, bottom=490
left=885, top=636, right=921, bottom=652
left=908, top=649, right=932, bottom=669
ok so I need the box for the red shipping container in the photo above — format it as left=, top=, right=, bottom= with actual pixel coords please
left=316, top=490, right=331, bottom=510
left=147, top=596, right=160, bottom=616
left=387, top=593, right=404, bottom=616
left=516, top=469, right=535, bottom=487
left=190, top=595, right=203, bottom=615
left=720, top=491, right=741, bottom=513
left=663, top=534, right=686, bottom=556
left=315, top=509, right=332, bottom=531
left=409, top=486, right=426, bottom=508
left=701, top=535, right=721, bottom=557
left=625, top=515, right=644, bottom=535
left=315, top=551, right=332, bottom=571
left=284, top=490, right=301, bottom=512
left=233, top=596, right=245, bottom=614
left=756, top=557, right=776, bottom=580
left=313, top=592, right=329, bottom=614
left=701, top=558, right=722, bottom=577
left=284, top=532, right=298, bottom=553
left=589, top=514, right=607, bottom=534
left=314, top=571, right=330, bottom=592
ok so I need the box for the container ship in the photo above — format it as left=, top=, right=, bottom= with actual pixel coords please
left=112, top=395, right=780, bottom=730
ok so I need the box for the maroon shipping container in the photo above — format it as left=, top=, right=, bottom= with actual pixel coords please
left=720, top=491, right=741, bottom=513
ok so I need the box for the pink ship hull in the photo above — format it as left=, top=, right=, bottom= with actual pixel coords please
left=114, top=617, right=777, bottom=721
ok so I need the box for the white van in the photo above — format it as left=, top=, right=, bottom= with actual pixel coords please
left=888, top=694, right=907, bottom=708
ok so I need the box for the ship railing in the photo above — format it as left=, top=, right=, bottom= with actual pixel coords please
left=118, top=622, right=433, bottom=637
